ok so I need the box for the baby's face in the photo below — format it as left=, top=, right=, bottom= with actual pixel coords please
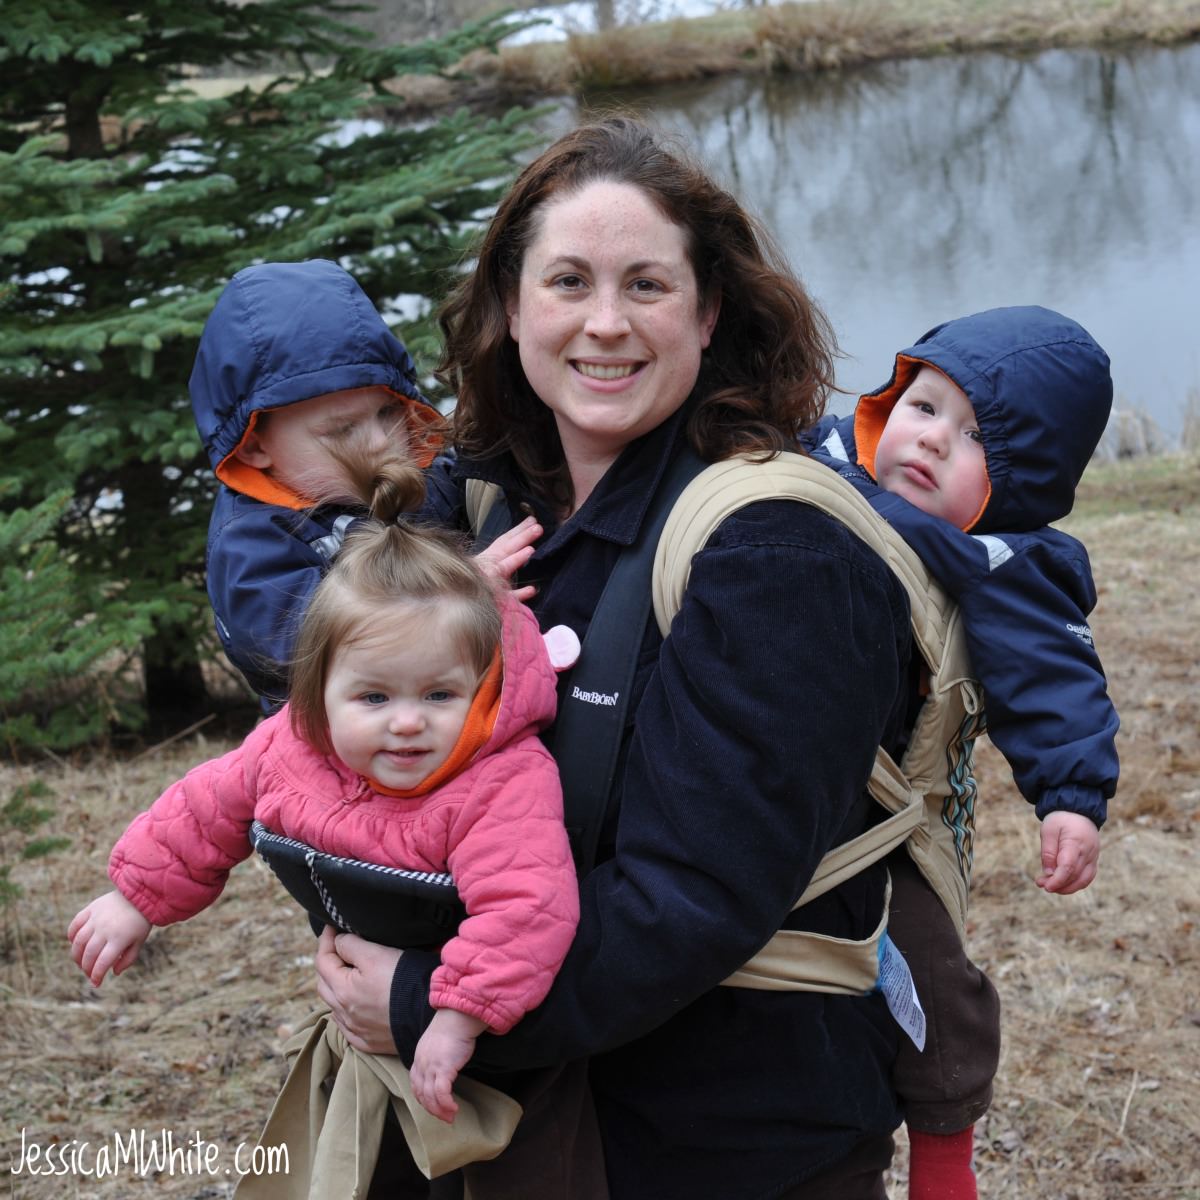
left=240, top=386, right=408, bottom=500
left=323, top=605, right=479, bottom=792
left=873, top=367, right=989, bottom=529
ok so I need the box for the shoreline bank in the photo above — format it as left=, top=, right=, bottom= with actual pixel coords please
left=394, top=0, right=1200, bottom=110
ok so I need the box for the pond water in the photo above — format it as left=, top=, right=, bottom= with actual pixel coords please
left=538, top=43, right=1200, bottom=442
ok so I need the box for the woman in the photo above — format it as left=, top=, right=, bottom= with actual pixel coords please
left=315, top=116, right=912, bottom=1199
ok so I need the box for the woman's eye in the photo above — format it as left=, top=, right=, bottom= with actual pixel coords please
left=630, top=278, right=664, bottom=295
left=553, top=274, right=586, bottom=291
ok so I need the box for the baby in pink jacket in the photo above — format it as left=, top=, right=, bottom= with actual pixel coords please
left=69, top=453, right=579, bottom=1124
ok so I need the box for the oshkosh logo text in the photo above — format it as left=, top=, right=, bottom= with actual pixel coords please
left=1066, top=622, right=1094, bottom=646
left=571, top=686, right=619, bottom=707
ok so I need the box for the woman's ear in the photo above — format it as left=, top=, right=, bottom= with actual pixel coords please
left=505, top=293, right=521, bottom=343
left=232, top=431, right=273, bottom=469
left=699, top=289, right=722, bottom=349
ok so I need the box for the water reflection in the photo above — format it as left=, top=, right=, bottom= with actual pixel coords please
left=571, top=45, right=1200, bottom=438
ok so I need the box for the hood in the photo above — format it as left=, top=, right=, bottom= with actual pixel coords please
left=484, top=593, right=564, bottom=753
left=853, top=306, right=1112, bottom=533
left=189, top=260, right=442, bottom=503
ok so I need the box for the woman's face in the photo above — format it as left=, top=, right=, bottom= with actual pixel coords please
left=506, top=179, right=719, bottom=473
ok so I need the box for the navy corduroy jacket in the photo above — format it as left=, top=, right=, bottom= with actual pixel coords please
left=389, top=406, right=912, bottom=1199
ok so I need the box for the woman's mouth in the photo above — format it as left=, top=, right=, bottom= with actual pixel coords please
left=572, top=360, right=641, bottom=380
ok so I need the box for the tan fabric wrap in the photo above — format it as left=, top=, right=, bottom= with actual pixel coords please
left=724, top=877, right=892, bottom=994
left=651, top=453, right=983, bottom=992
left=235, top=1009, right=522, bottom=1198
left=465, top=478, right=501, bottom=537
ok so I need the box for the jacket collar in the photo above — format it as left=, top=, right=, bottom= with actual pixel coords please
left=452, top=402, right=694, bottom=555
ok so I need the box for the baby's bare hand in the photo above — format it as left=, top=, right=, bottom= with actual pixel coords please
left=68, top=890, right=152, bottom=987
left=474, top=516, right=541, bottom=600
left=1037, top=811, right=1100, bottom=895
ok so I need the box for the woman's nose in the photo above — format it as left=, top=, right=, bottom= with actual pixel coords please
left=584, top=290, right=632, bottom=339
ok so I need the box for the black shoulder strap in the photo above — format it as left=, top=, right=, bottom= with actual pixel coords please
left=552, top=447, right=706, bottom=874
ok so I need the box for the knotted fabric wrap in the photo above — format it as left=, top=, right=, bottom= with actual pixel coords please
left=235, top=1008, right=522, bottom=1198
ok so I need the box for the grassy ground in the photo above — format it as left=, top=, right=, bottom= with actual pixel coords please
left=2, top=450, right=1198, bottom=1197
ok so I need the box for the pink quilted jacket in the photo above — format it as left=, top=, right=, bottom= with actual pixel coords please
left=109, top=596, right=579, bottom=1034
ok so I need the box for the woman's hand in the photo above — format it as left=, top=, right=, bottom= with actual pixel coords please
left=314, top=925, right=403, bottom=1054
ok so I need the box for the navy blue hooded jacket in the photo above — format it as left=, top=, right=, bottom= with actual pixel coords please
left=806, top=306, right=1119, bottom=827
left=190, top=260, right=441, bottom=710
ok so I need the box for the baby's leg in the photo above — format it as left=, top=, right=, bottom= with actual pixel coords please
left=887, top=852, right=1001, bottom=1200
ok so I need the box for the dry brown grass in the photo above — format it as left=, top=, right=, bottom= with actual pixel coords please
left=451, top=0, right=1200, bottom=104
left=3, top=452, right=1198, bottom=1197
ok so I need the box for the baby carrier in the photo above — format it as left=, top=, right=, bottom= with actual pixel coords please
left=467, top=450, right=985, bottom=997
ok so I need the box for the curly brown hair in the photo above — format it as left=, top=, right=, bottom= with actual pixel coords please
left=437, top=114, right=836, bottom=512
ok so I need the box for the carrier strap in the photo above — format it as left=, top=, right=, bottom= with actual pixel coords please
left=651, top=452, right=959, bottom=991
left=467, top=454, right=706, bottom=875
left=653, top=452, right=959, bottom=678
left=465, top=478, right=509, bottom=552
left=466, top=450, right=968, bottom=994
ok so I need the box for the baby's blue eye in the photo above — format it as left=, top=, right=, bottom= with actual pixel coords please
left=967, top=429, right=984, bottom=444
left=362, top=691, right=388, bottom=705
left=426, top=690, right=454, bottom=703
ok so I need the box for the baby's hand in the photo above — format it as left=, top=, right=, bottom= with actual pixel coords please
left=474, top=515, right=542, bottom=603
left=410, top=1009, right=487, bottom=1123
left=1037, top=811, right=1100, bottom=895
left=68, top=890, right=152, bottom=987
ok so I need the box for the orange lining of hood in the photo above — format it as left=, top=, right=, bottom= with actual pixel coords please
left=214, top=394, right=445, bottom=510
left=853, top=355, right=992, bottom=532
left=367, top=649, right=503, bottom=799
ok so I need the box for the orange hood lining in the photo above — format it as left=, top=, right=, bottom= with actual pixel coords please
left=214, top=393, right=445, bottom=510
left=368, top=649, right=503, bottom=799
left=852, top=355, right=992, bottom=532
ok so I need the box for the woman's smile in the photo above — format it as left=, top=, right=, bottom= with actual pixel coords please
left=571, top=359, right=644, bottom=383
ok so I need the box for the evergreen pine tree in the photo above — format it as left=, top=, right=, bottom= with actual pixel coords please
left=0, top=1, right=540, bottom=733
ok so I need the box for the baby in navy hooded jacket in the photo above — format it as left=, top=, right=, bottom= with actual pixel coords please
left=805, top=305, right=1119, bottom=1197
left=188, top=259, right=446, bottom=712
